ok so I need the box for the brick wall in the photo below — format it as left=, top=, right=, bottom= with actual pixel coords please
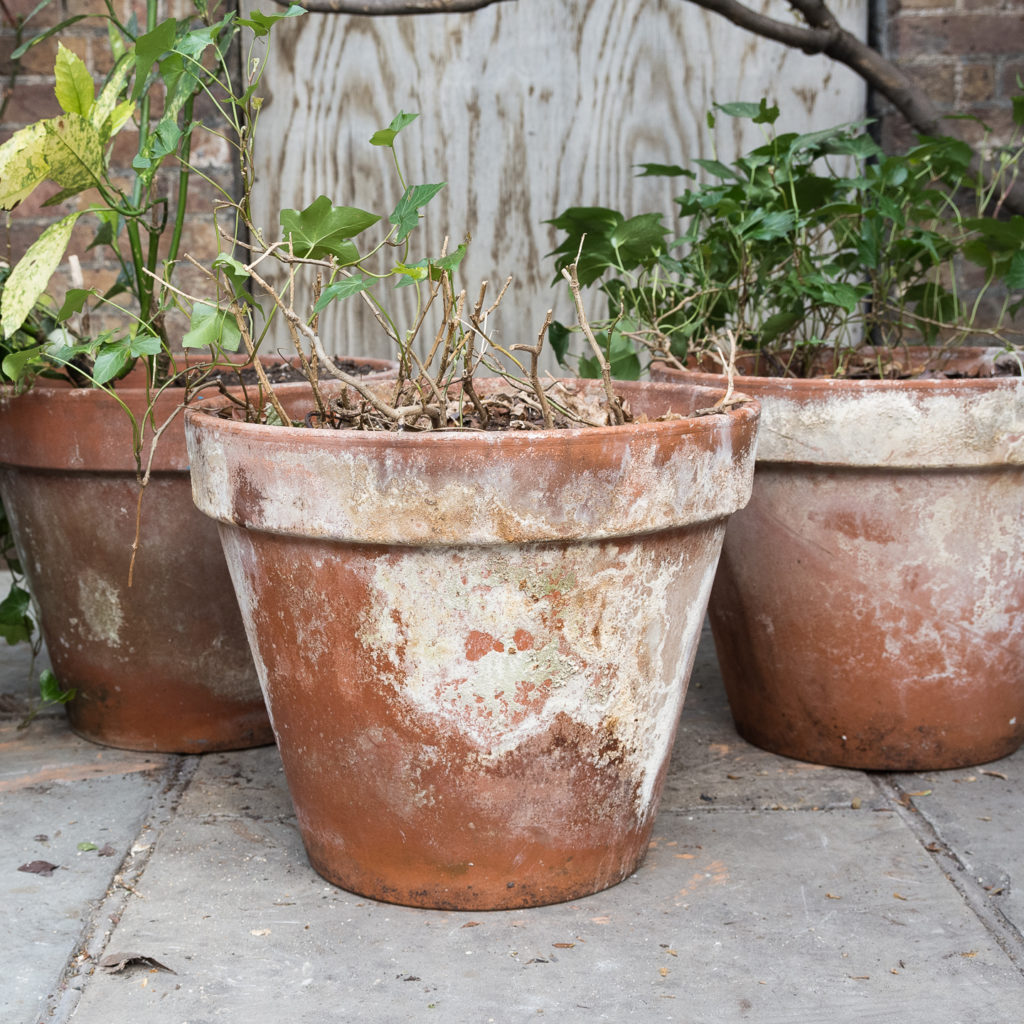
left=878, top=0, right=1024, bottom=335
left=0, top=1, right=239, bottom=342
left=879, top=0, right=1024, bottom=148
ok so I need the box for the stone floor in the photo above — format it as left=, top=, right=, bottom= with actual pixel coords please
left=2, top=627, right=1022, bottom=1023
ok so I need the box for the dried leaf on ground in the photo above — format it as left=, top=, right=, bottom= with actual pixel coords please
left=98, top=952, right=176, bottom=975
left=18, top=860, right=58, bottom=875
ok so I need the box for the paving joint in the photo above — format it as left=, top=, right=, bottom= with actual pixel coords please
left=44, top=755, right=199, bottom=1024
left=872, top=773, right=1024, bottom=976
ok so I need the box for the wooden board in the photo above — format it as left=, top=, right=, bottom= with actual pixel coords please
left=245, top=0, right=868, bottom=364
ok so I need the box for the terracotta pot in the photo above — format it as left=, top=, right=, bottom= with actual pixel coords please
left=185, top=378, right=759, bottom=909
left=653, top=348, right=1024, bottom=771
left=0, top=358, right=395, bottom=753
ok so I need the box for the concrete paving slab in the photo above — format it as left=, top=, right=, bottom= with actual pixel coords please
left=66, top=740, right=1024, bottom=1022
left=892, top=751, right=1024, bottom=941
left=3, top=625, right=1023, bottom=1023
left=1, top=717, right=177, bottom=1024
left=667, top=641, right=886, bottom=813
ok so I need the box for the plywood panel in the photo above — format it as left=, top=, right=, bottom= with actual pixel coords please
left=244, top=0, right=868, bottom=363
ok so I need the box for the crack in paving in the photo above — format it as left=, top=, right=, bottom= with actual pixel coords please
left=43, top=755, right=201, bottom=1024
left=873, top=773, right=1024, bottom=977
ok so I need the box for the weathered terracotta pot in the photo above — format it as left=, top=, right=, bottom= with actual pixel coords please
left=0, top=358, right=395, bottom=753
left=653, top=348, right=1024, bottom=771
left=185, top=379, right=759, bottom=909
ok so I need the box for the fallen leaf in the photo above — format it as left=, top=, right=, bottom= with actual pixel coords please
left=825, top=893, right=841, bottom=900
left=960, top=951, right=978, bottom=959
left=849, top=975, right=870, bottom=980
left=98, top=952, right=176, bottom=975
left=461, top=921, right=480, bottom=928
left=97, top=844, right=117, bottom=858
left=33, top=834, right=49, bottom=843
left=18, top=860, right=58, bottom=876
left=659, top=967, right=669, bottom=977
left=553, top=942, right=575, bottom=949
left=907, top=789, right=932, bottom=797
left=250, top=928, right=271, bottom=936
left=980, top=770, right=1008, bottom=781
left=925, top=842, right=943, bottom=853
left=850, top=797, right=862, bottom=810
left=893, top=893, right=908, bottom=901
left=77, top=842, right=98, bottom=852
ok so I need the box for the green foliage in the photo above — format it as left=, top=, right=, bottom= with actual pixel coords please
left=0, top=2, right=303, bottom=390
left=280, top=197, right=380, bottom=261
left=549, top=100, right=1024, bottom=376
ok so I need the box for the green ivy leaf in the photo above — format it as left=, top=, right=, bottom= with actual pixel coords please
left=1, top=212, right=82, bottom=339
left=182, top=302, right=242, bottom=352
left=390, top=183, right=445, bottom=243
left=92, top=341, right=132, bottom=385
left=56, top=288, right=93, bottom=322
left=0, top=584, right=32, bottom=645
left=39, top=669, right=75, bottom=705
left=370, top=111, right=419, bottom=148
left=132, top=19, right=177, bottom=102
left=77, top=842, right=98, bottom=852
left=213, top=254, right=255, bottom=305
left=54, top=42, right=94, bottom=116
left=1007, top=249, right=1024, bottom=291
left=635, top=163, right=691, bottom=178
left=1, top=345, right=45, bottom=385
left=238, top=3, right=305, bottom=38
left=430, top=244, right=467, bottom=275
left=130, top=334, right=163, bottom=357
left=313, top=275, right=369, bottom=313
left=280, top=196, right=380, bottom=260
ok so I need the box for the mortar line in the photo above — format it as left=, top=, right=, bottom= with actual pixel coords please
left=42, top=754, right=201, bottom=1024
left=872, top=773, right=1024, bottom=977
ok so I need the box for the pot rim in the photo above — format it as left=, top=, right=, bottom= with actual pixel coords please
left=184, top=377, right=762, bottom=546
left=183, top=376, right=760, bottom=449
left=653, top=346, right=1024, bottom=397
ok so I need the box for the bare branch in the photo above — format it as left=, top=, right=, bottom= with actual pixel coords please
left=682, top=0, right=1024, bottom=216
left=272, top=0, right=513, bottom=13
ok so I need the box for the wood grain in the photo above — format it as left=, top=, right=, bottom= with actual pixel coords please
left=244, top=0, right=867, bottom=365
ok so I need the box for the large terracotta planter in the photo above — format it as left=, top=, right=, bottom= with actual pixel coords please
left=0, top=358, right=394, bottom=753
left=653, top=349, right=1024, bottom=771
left=185, top=378, right=759, bottom=909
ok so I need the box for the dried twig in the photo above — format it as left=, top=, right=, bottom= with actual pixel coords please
left=510, top=309, right=555, bottom=428
left=561, top=255, right=626, bottom=426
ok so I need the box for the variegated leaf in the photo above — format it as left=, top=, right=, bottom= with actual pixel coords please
left=1, top=212, right=82, bottom=339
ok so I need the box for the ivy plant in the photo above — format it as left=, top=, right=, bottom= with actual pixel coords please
left=548, top=98, right=1024, bottom=377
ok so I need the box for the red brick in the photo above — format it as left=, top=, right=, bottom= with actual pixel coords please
left=1, top=81, right=60, bottom=124
left=963, top=63, right=997, bottom=103
left=896, top=14, right=1024, bottom=57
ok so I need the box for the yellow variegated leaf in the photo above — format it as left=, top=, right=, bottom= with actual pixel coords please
left=42, top=113, right=105, bottom=193
left=1, top=212, right=82, bottom=339
left=0, top=123, right=49, bottom=209
left=106, top=100, right=135, bottom=137
left=91, top=51, right=134, bottom=137
left=54, top=42, right=94, bottom=116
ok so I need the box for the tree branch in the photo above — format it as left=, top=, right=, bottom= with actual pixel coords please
left=683, top=0, right=1024, bottom=216
left=273, top=0, right=513, bottom=13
